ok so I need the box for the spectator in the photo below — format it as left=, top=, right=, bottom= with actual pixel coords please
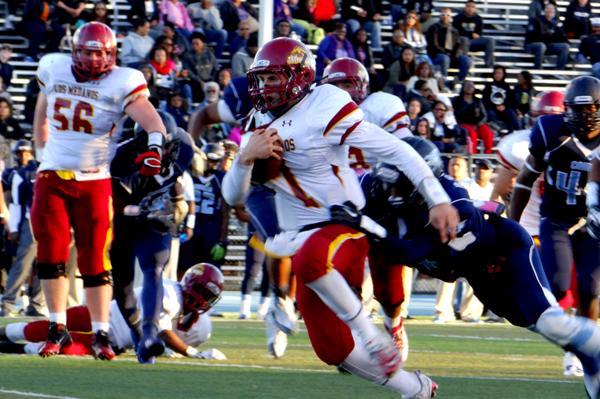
left=352, top=28, right=378, bottom=84
left=390, top=0, right=433, bottom=28
left=149, top=46, right=191, bottom=104
left=407, top=98, right=423, bottom=132
left=401, top=11, right=431, bottom=65
left=482, top=65, right=514, bottom=111
left=528, top=0, right=558, bottom=21
left=165, top=92, right=190, bottom=129
left=486, top=91, right=520, bottom=136
left=415, top=116, right=432, bottom=139
left=160, top=0, right=194, bottom=39
left=0, top=45, right=13, bottom=91
left=513, top=70, right=536, bottom=126
left=232, top=33, right=258, bottom=78
left=0, top=99, right=23, bottom=140
left=406, top=79, right=435, bottom=114
left=182, top=31, right=220, bottom=99
left=120, top=18, right=155, bottom=68
left=229, top=20, right=252, bottom=59
left=426, top=8, right=472, bottom=84
left=217, top=68, right=232, bottom=91
left=53, top=0, right=85, bottom=28
left=22, top=0, right=64, bottom=61
left=83, top=1, right=112, bottom=26
left=406, top=61, right=443, bottom=95
left=219, top=0, right=259, bottom=36
left=467, top=159, right=494, bottom=200
left=563, top=0, right=592, bottom=39
left=160, top=23, right=190, bottom=57
left=452, top=80, right=494, bottom=154
left=453, top=0, right=495, bottom=68
left=382, top=25, right=409, bottom=69
left=311, top=0, right=337, bottom=31
left=384, top=47, right=416, bottom=98
left=274, top=18, right=294, bottom=39
left=187, top=0, right=228, bottom=59
left=0, top=141, right=44, bottom=318
left=341, top=0, right=383, bottom=49
left=0, top=77, right=11, bottom=103
left=139, top=64, right=160, bottom=102
left=274, top=0, right=307, bottom=40
left=128, top=0, right=160, bottom=22
left=316, top=23, right=356, bottom=77
left=197, top=82, right=230, bottom=142
left=524, top=3, right=570, bottom=70
left=290, top=0, right=326, bottom=44
left=579, top=18, right=600, bottom=79
left=424, top=100, right=463, bottom=153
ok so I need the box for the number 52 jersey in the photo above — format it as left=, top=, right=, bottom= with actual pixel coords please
left=36, top=53, right=149, bottom=179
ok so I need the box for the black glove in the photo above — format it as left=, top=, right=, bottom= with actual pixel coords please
left=330, top=201, right=362, bottom=230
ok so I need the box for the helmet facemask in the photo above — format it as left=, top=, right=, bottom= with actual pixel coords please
left=565, top=103, right=600, bottom=142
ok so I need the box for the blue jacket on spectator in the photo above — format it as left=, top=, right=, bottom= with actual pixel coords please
left=316, top=34, right=356, bottom=77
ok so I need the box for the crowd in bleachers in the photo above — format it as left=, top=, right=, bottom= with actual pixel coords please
left=0, top=0, right=596, bottom=321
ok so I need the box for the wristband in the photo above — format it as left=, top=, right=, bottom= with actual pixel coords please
left=186, top=346, right=199, bottom=357
left=186, top=214, right=196, bottom=229
left=418, top=176, right=451, bottom=209
left=148, top=131, right=165, bottom=147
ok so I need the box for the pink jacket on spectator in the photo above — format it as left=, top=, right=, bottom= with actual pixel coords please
left=160, top=0, right=194, bottom=32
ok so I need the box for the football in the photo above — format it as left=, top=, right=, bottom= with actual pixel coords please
left=250, top=132, right=284, bottom=184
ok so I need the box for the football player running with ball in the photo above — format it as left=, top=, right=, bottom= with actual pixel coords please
left=223, top=37, right=458, bottom=398
left=32, top=22, right=167, bottom=360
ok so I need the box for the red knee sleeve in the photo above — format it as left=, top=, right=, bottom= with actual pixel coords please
left=23, top=320, right=50, bottom=342
left=370, top=254, right=405, bottom=309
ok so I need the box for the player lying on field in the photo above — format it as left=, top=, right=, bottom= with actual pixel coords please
left=344, top=137, right=600, bottom=399
left=0, top=264, right=226, bottom=361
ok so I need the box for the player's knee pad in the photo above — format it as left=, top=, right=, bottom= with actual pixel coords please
left=81, top=270, right=113, bottom=288
left=535, top=306, right=600, bottom=355
left=36, top=262, right=67, bottom=279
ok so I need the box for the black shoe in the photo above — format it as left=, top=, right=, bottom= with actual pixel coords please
left=39, top=322, right=72, bottom=357
left=24, top=308, right=46, bottom=317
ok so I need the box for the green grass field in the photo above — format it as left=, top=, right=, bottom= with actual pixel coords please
left=0, top=318, right=587, bottom=399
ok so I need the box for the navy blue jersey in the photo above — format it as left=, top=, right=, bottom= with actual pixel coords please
left=192, top=171, right=226, bottom=229
left=529, top=114, right=600, bottom=222
left=362, top=173, right=498, bottom=281
left=223, top=77, right=252, bottom=121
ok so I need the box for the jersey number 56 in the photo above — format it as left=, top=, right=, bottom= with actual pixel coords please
left=53, top=97, right=94, bottom=134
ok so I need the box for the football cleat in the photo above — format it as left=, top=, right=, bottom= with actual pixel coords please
left=386, top=321, right=409, bottom=363
left=408, top=371, right=438, bottom=399
left=136, top=336, right=165, bottom=364
left=563, top=352, right=584, bottom=377
left=38, top=322, right=72, bottom=358
left=271, top=296, right=299, bottom=335
left=256, top=298, right=271, bottom=321
left=363, top=331, right=402, bottom=377
left=265, top=311, right=288, bottom=358
left=91, top=330, right=115, bottom=361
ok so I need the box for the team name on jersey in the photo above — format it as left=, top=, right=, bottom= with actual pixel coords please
left=571, top=160, right=591, bottom=172
left=53, top=84, right=99, bottom=101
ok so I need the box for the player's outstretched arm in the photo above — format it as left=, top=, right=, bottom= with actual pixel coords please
left=33, top=92, right=49, bottom=151
left=160, top=329, right=196, bottom=357
left=509, top=154, right=544, bottom=222
left=188, top=103, right=221, bottom=142
left=343, top=121, right=459, bottom=241
left=490, top=165, right=516, bottom=205
left=125, top=96, right=167, bottom=137
left=222, top=128, right=283, bottom=206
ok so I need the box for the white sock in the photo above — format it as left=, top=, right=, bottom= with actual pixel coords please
left=306, top=270, right=380, bottom=342
left=92, top=322, right=110, bottom=333
left=384, top=314, right=402, bottom=331
left=5, top=322, right=26, bottom=342
left=24, top=342, right=43, bottom=354
left=240, top=294, right=252, bottom=315
left=341, top=344, right=420, bottom=396
left=49, top=312, right=66, bottom=325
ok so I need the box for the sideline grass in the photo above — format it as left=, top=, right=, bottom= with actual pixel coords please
left=0, top=318, right=586, bottom=398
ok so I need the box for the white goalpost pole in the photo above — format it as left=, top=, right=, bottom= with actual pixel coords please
left=258, top=0, right=274, bottom=47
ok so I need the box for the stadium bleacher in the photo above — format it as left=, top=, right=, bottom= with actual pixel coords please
left=0, top=0, right=592, bottom=288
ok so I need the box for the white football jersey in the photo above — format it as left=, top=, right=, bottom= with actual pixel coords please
left=240, top=84, right=434, bottom=231
left=496, top=130, right=542, bottom=236
left=37, top=53, right=149, bottom=180
left=349, top=91, right=409, bottom=169
left=109, top=279, right=186, bottom=350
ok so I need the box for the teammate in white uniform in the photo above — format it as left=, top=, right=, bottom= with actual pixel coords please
left=0, top=264, right=225, bottom=361
left=223, top=38, right=458, bottom=398
left=320, top=57, right=412, bottom=362
left=31, top=22, right=168, bottom=360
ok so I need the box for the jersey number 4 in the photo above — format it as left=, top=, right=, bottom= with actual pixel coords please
left=53, top=98, right=94, bottom=134
left=555, top=170, right=581, bottom=205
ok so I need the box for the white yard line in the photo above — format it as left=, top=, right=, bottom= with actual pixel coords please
left=0, top=389, right=81, bottom=399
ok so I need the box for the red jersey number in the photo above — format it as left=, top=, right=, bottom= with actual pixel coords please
left=53, top=98, right=94, bottom=134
